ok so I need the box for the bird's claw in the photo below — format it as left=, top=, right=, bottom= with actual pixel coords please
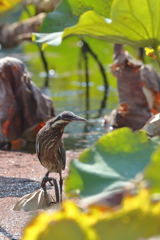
left=41, top=176, right=60, bottom=203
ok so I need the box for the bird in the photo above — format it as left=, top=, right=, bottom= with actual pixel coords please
left=36, top=111, right=87, bottom=202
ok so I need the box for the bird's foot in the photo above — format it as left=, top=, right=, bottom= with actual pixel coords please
left=41, top=176, right=59, bottom=203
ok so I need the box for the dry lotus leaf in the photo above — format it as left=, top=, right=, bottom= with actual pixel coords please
left=143, top=113, right=160, bottom=137
left=12, top=189, right=55, bottom=212
left=106, top=44, right=160, bottom=131
left=0, top=57, right=55, bottom=145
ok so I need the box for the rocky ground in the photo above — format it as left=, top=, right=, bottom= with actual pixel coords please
left=0, top=150, right=82, bottom=240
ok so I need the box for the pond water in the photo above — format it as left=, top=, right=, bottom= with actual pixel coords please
left=1, top=37, right=119, bottom=151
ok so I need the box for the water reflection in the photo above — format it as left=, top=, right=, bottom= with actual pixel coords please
left=63, top=117, right=107, bottom=150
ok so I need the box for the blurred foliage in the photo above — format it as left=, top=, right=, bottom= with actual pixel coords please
left=21, top=128, right=160, bottom=240
left=40, top=0, right=113, bottom=34
left=33, top=0, right=112, bottom=47
left=0, top=0, right=23, bottom=24
left=20, top=4, right=36, bottom=20
left=68, top=0, right=113, bottom=18
left=0, top=0, right=21, bottom=14
left=40, top=0, right=79, bottom=33
left=144, top=146, right=160, bottom=193
left=22, top=128, right=160, bottom=240
left=145, top=46, right=160, bottom=60
left=65, top=127, right=159, bottom=198
left=22, top=189, right=160, bottom=240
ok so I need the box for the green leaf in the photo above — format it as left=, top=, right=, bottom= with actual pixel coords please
left=40, top=0, right=79, bottom=33
left=68, top=0, right=113, bottom=18
left=34, top=0, right=160, bottom=49
left=65, top=128, right=158, bottom=198
left=62, top=0, right=160, bottom=48
left=40, top=0, right=113, bottom=34
left=144, top=144, right=160, bottom=193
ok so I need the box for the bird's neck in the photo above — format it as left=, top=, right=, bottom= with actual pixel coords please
left=50, top=124, right=67, bottom=143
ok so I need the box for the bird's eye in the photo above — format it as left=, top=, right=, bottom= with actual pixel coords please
left=50, top=121, right=54, bottom=126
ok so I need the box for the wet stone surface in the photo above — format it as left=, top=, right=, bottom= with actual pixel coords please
left=0, top=150, right=82, bottom=240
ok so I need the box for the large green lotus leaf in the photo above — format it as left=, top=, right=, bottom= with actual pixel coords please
left=34, top=0, right=160, bottom=49
left=40, top=0, right=113, bottom=33
left=65, top=128, right=159, bottom=198
left=40, top=0, right=79, bottom=33
left=68, top=0, right=113, bottom=18
left=144, top=142, right=160, bottom=193
left=62, top=0, right=160, bottom=48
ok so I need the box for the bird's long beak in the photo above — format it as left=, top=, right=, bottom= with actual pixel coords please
left=72, top=115, right=88, bottom=122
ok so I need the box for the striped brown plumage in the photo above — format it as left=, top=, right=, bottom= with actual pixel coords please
left=36, top=111, right=87, bottom=202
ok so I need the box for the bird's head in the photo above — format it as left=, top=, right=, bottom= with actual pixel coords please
left=48, top=111, right=87, bottom=128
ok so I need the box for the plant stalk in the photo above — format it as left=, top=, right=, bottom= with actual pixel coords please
left=82, top=43, right=89, bottom=119
left=154, top=47, right=160, bottom=68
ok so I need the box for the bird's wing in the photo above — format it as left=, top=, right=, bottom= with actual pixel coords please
left=58, top=142, right=66, bottom=170
left=36, top=139, right=41, bottom=162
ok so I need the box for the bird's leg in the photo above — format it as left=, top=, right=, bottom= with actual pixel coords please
left=41, top=171, right=60, bottom=203
left=59, top=170, right=63, bottom=202
left=48, top=177, right=59, bottom=203
left=41, top=171, right=49, bottom=198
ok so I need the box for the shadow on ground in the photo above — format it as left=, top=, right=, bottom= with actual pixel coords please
left=0, top=226, right=18, bottom=240
left=0, top=176, right=41, bottom=198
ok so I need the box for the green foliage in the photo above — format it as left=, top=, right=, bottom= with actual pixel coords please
left=40, top=0, right=113, bottom=34
left=21, top=129, right=160, bottom=240
left=0, top=0, right=21, bottom=14
left=144, top=146, right=160, bottom=193
left=62, top=0, right=160, bottom=48
left=20, top=4, right=36, bottom=20
left=0, top=0, right=23, bottom=24
left=40, top=0, right=79, bottom=33
left=33, top=0, right=160, bottom=51
left=68, top=0, right=113, bottom=18
left=65, top=128, right=158, bottom=198
left=62, top=3, right=160, bottom=48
